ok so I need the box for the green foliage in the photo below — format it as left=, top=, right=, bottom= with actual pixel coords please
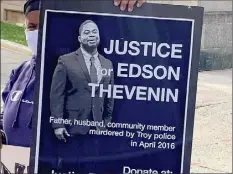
left=1, top=22, right=27, bottom=46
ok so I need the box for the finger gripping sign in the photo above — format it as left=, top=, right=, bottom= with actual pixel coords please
left=29, top=1, right=204, bottom=174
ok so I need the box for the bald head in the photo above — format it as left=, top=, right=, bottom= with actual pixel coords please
left=78, top=20, right=98, bottom=35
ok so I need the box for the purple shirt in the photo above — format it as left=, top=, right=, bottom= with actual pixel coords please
left=2, top=56, right=35, bottom=147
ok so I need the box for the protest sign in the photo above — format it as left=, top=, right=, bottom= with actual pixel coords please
left=29, top=1, right=204, bottom=174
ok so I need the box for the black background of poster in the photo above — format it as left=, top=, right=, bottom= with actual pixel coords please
left=29, top=1, right=204, bottom=174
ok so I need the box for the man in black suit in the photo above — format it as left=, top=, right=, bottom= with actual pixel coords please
left=49, top=20, right=114, bottom=169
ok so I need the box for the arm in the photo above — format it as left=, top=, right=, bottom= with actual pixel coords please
left=103, top=63, right=115, bottom=125
left=2, top=69, right=17, bottom=104
left=1, top=69, right=17, bottom=130
left=50, top=57, right=67, bottom=129
left=1, top=61, right=27, bottom=105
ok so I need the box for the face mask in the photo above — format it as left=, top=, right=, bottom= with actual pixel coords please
left=25, top=29, right=39, bottom=56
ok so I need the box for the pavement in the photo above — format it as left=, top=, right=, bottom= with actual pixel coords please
left=1, top=40, right=232, bottom=173
left=1, top=40, right=31, bottom=90
left=191, top=69, right=232, bottom=173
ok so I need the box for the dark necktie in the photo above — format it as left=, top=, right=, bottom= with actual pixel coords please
left=90, top=56, right=98, bottom=83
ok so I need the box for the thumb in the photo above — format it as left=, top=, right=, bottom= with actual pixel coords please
left=64, top=129, right=70, bottom=137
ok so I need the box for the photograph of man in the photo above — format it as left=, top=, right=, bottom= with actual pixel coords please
left=49, top=20, right=114, bottom=170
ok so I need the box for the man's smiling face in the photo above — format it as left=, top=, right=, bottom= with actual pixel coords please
left=79, top=22, right=100, bottom=50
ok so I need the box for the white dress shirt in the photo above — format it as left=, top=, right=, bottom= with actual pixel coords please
left=81, top=47, right=102, bottom=83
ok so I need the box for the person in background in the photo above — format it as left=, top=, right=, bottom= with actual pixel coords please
left=1, top=0, right=40, bottom=147
left=0, top=0, right=145, bottom=147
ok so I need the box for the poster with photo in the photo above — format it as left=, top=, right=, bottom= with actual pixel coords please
left=29, top=1, right=204, bottom=174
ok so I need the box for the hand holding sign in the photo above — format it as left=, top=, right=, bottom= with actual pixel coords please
left=114, top=0, right=145, bottom=12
